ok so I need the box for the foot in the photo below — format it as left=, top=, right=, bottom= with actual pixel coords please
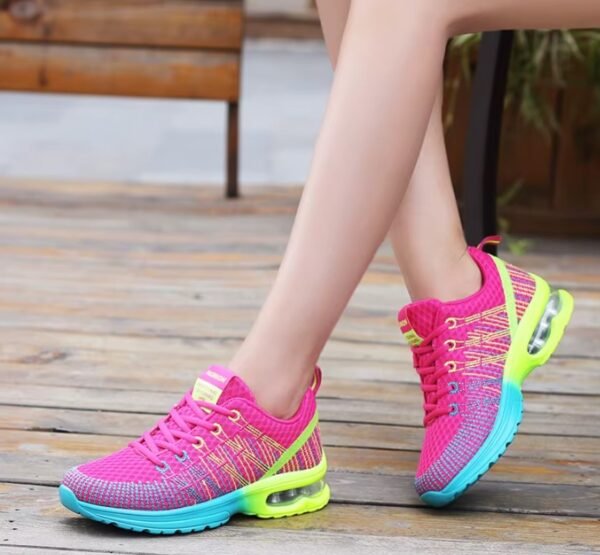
left=398, top=236, right=574, bottom=507
left=59, top=365, right=330, bottom=533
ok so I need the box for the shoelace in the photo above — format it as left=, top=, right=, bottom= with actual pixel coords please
left=411, top=321, right=455, bottom=427
left=130, top=391, right=235, bottom=467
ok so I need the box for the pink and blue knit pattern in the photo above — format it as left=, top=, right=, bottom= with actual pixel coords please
left=62, top=376, right=322, bottom=511
left=414, top=303, right=509, bottom=494
left=401, top=247, right=528, bottom=494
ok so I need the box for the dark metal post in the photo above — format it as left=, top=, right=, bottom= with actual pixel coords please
left=226, top=101, right=240, bottom=198
left=462, top=31, right=514, bottom=253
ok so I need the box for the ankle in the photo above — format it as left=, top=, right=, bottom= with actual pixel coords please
left=230, top=349, right=314, bottom=419
left=408, top=247, right=482, bottom=303
left=445, top=249, right=482, bottom=300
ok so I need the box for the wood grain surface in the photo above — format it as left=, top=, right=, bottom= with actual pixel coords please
left=0, top=0, right=243, bottom=50
left=0, top=179, right=599, bottom=553
left=0, top=42, right=240, bottom=100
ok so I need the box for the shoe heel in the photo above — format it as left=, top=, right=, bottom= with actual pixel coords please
left=259, top=477, right=330, bottom=519
left=241, top=456, right=330, bottom=519
left=527, top=289, right=572, bottom=359
left=506, top=278, right=574, bottom=386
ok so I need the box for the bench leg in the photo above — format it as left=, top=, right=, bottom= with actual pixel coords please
left=462, top=31, right=514, bottom=254
left=226, top=101, right=240, bottom=198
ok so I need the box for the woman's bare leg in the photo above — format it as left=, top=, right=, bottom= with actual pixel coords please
left=230, top=0, right=600, bottom=417
left=231, top=1, right=446, bottom=416
left=317, top=0, right=350, bottom=67
left=318, top=0, right=481, bottom=303
left=390, top=89, right=481, bottom=302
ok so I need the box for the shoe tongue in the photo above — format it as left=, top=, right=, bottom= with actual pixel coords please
left=398, top=299, right=442, bottom=346
left=135, top=366, right=253, bottom=453
left=192, top=365, right=254, bottom=405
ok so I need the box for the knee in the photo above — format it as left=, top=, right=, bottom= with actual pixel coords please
left=351, top=0, right=457, bottom=40
left=421, top=1, right=465, bottom=39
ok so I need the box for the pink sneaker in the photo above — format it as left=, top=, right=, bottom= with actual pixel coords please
left=59, top=365, right=330, bottom=533
left=398, top=237, right=574, bottom=507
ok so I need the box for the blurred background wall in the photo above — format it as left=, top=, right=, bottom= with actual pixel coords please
left=0, top=0, right=598, bottom=236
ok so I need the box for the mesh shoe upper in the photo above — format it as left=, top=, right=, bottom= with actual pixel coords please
left=398, top=245, right=535, bottom=495
left=62, top=365, right=323, bottom=510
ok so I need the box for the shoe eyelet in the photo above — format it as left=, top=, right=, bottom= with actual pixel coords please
left=193, top=436, right=206, bottom=450
left=228, top=409, right=241, bottom=422
left=444, top=339, right=457, bottom=351
left=448, top=381, right=459, bottom=394
left=155, top=461, right=170, bottom=473
left=445, top=317, right=458, bottom=329
left=445, top=360, right=457, bottom=372
left=449, top=403, right=459, bottom=416
left=175, top=450, right=189, bottom=463
left=211, top=423, right=223, bottom=436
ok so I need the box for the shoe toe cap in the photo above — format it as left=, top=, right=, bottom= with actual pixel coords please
left=61, top=463, right=180, bottom=510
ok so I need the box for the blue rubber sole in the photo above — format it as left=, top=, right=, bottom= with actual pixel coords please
left=59, top=456, right=331, bottom=534
left=59, top=484, right=239, bottom=534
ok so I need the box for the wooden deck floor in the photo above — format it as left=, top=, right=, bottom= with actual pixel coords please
left=1, top=179, right=599, bottom=554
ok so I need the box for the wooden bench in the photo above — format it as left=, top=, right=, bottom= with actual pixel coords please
left=0, top=0, right=244, bottom=197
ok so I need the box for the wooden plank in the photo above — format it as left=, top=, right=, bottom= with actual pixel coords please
left=2, top=356, right=600, bottom=398
left=500, top=207, right=600, bottom=237
left=0, top=255, right=595, bottom=322
left=2, top=428, right=598, bottom=490
left=0, top=179, right=302, bottom=216
left=329, top=473, right=600, bottom=517
left=1, top=178, right=600, bottom=264
left=2, top=483, right=599, bottom=553
left=0, top=42, right=240, bottom=100
left=0, top=206, right=598, bottom=282
left=0, top=550, right=127, bottom=555
left=2, top=339, right=598, bottom=395
left=0, top=0, right=243, bottom=50
left=0, top=176, right=599, bottom=266
left=0, top=406, right=600, bottom=484
left=0, top=303, right=596, bottom=360
left=2, top=404, right=599, bottom=469
left=0, top=285, right=596, bottom=358
left=0, top=381, right=597, bottom=438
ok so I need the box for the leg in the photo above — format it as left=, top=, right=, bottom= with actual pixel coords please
left=390, top=84, right=482, bottom=302
left=316, top=0, right=350, bottom=67
left=231, top=0, right=600, bottom=418
left=392, top=0, right=598, bottom=299
left=319, top=0, right=481, bottom=303
left=59, top=1, right=594, bottom=528
left=231, top=1, right=447, bottom=416
left=392, top=1, right=591, bottom=506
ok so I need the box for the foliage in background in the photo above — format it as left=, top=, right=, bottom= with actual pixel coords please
left=497, top=180, right=533, bottom=255
left=445, top=30, right=600, bottom=254
left=447, top=30, right=600, bottom=145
